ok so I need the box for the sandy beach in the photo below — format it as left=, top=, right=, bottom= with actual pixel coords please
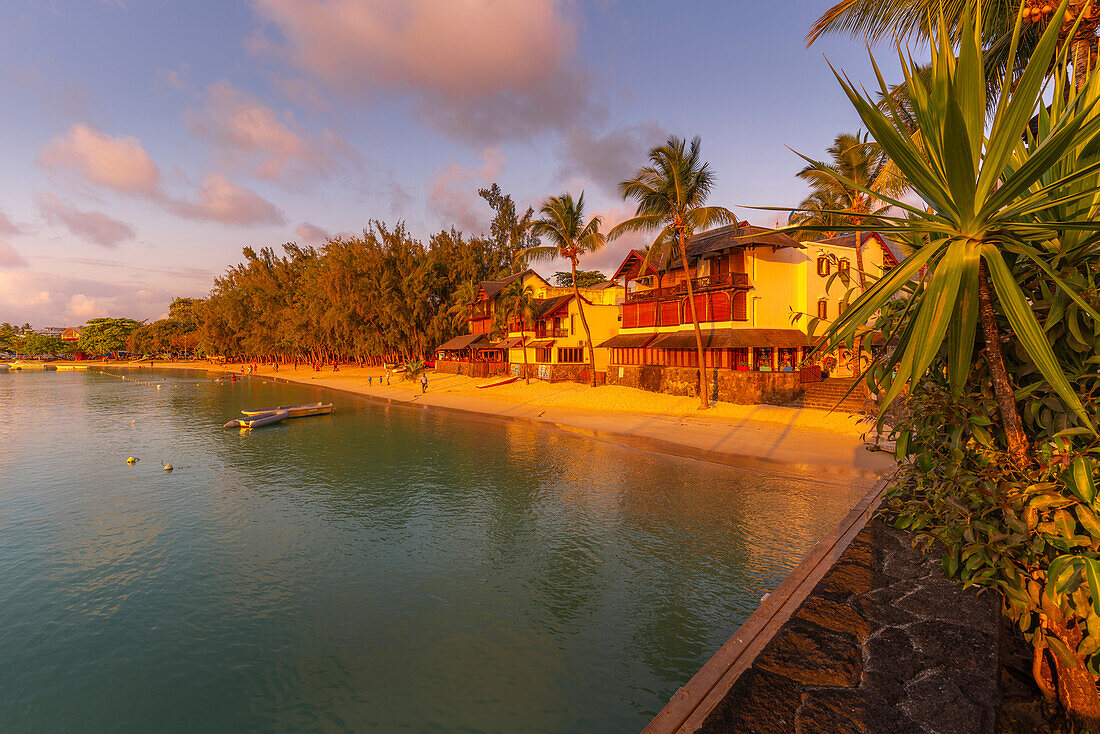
left=60, top=360, right=896, bottom=476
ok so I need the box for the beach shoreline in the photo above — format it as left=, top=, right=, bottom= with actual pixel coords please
left=60, top=359, right=896, bottom=477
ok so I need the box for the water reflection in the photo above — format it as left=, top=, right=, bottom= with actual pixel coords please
left=0, top=369, right=871, bottom=732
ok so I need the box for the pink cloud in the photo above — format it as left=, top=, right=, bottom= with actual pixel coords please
left=0, top=242, right=28, bottom=268
left=0, top=271, right=178, bottom=326
left=39, top=124, right=161, bottom=195
left=188, top=80, right=356, bottom=181
left=0, top=208, right=23, bottom=236
left=36, top=193, right=135, bottom=248
left=250, top=0, right=591, bottom=142
left=165, top=175, right=286, bottom=226
left=427, top=148, right=504, bottom=232
left=295, top=221, right=330, bottom=243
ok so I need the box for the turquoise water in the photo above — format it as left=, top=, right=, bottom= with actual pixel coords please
left=0, top=368, right=870, bottom=732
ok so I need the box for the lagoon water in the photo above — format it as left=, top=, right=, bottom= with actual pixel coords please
left=0, top=368, right=870, bottom=732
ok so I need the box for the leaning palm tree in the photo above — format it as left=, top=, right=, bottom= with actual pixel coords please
left=610, top=136, right=736, bottom=409
left=446, top=281, right=479, bottom=334
left=518, top=192, right=606, bottom=387
left=497, top=280, right=536, bottom=384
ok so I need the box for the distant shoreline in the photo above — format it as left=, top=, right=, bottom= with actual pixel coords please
left=55, top=359, right=895, bottom=478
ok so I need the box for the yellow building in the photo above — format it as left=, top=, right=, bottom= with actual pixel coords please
left=603, top=223, right=900, bottom=403
left=435, top=270, right=625, bottom=382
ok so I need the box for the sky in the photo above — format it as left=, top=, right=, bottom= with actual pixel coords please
left=0, top=0, right=907, bottom=327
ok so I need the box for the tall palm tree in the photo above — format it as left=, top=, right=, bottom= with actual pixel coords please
left=518, top=193, right=607, bottom=387
left=610, top=136, right=736, bottom=409
left=795, top=132, right=907, bottom=290
left=497, top=280, right=536, bottom=384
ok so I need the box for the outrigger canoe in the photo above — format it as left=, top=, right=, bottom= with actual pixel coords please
left=224, top=410, right=289, bottom=429
left=240, top=402, right=333, bottom=419
left=475, top=375, right=519, bottom=389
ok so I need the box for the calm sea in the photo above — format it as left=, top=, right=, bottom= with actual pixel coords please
left=0, top=368, right=870, bottom=732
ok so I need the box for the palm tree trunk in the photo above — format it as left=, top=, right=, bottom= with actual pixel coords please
left=521, top=315, right=530, bottom=384
left=570, top=258, right=598, bottom=387
left=1073, top=35, right=1094, bottom=92
left=978, top=261, right=1029, bottom=468
left=679, top=228, right=710, bottom=409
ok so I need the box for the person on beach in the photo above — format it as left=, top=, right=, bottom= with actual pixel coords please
left=420, top=373, right=427, bottom=393
left=386, top=371, right=391, bottom=386
left=368, top=375, right=373, bottom=386
left=332, top=363, right=340, bottom=372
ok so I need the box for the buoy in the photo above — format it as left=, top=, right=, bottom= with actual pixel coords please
left=127, top=457, right=139, bottom=464
left=162, top=462, right=173, bottom=472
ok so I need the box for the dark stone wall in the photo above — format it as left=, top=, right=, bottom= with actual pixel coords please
left=607, top=365, right=804, bottom=405
left=695, top=517, right=1001, bottom=734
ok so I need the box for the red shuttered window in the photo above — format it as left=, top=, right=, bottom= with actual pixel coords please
left=659, top=301, right=680, bottom=326
left=732, top=291, right=748, bottom=321
left=711, top=292, right=731, bottom=321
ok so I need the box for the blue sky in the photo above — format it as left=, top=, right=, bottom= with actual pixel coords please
left=0, top=0, right=904, bottom=325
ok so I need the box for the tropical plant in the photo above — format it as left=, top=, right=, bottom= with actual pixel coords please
left=519, top=192, right=607, bottom=387
left=401, top=359, right=427, bottom=381
left=497, top=280, right=536, bottom=384
left=798, top=1, right=1100, bottom=722
left=803, top=2, right=1100, bottom=467
left=610, top=136, right=737, bottom=409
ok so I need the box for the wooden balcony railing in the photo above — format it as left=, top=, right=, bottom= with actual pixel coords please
left=534, top=328, right=569, bottom=339
left=625, top=272, right=750, bottom=302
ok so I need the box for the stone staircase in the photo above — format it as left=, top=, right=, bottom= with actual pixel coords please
left=795, top=377, right=870, bottom=413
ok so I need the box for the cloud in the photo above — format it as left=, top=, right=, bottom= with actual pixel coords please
left=0, top=242, right=28, bottom=268
left=295, top=221, right=329, bottom=243
left=427, top=147, right=503, bottom=232
left=165, top=174, right=286, bottom=226
left=559, top=122, right=669, bottom=195
left=39, top=124, right=161, bottom=195
left=0, top=271, right=180, bottom=326
left=188, top=80, right=358, bottom=181
left=0, top=208, right=23, bottom=236
left=250, top=0, right=592, bottom=142
left=36, top=193, right=135, bottom=247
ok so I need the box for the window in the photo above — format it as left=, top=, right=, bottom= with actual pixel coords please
left=838, top=258, right=850, bottom=274
left=535, top=348, right=552, bottom=363
left=817, top=299, right=828, bottom=319
left=838, top=301, right=848, bottom=317
left=732, top=347, right=750, bottom=369
left=732, top=291, right=748, bottom=321
left=816, top=255, right=831, bottom=277
left=558, top=347, right=584, bottom=364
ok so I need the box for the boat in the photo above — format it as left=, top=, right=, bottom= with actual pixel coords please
left=56, top=365, right=89, bottom=371
left=240, top=402, right=333, bottom=418
left=475, top=375, right=519, bottom=389
left=224, top=410, right=289, bottom=429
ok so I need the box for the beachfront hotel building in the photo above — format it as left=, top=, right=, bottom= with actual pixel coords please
left=602, top=223, right=900, bottom=404
left=435, top=270, right=624, bottom=382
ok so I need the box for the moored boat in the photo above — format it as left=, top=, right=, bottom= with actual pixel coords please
left=475, top=375, right=519, bottom=389
left=240, top=402, right=333, bottom=418
left=224, top=410, right=289, bottom=429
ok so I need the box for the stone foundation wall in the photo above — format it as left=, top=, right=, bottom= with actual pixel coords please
left=434, top=360, right=507, bottom=378
left=606, top=365, right=803, bottom=405
left=511, top=363, right=604, bottom=385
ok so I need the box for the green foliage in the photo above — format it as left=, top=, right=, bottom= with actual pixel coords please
left=401, top=360, right=426, bottom=381
left=19, top=333, right=73, bottom=357
left=553, top=270, right=608, bottom=288
left=198, top=221, right=518, bottom=362
left=78, top=318, right=142, bottom=357
left=479, top=183, right=540, bottom=274
left=804, top=1, right=1100, bottom=423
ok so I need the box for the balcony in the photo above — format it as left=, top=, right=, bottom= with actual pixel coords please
left=534, top=328, right=569, bottom=339
left=625, top=272, right=750, bottom=303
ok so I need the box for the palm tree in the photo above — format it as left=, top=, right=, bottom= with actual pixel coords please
left=808, top=0, right=1096, bottom=91
left=447, top=281, right=479, bottom=333
left=610, top=136, right=736, bottom=409
left=497, top=280, right=536, bottom=384
left=518, top=193, right=607, bottom=387
left=796, top=132, right=907, bottom=290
